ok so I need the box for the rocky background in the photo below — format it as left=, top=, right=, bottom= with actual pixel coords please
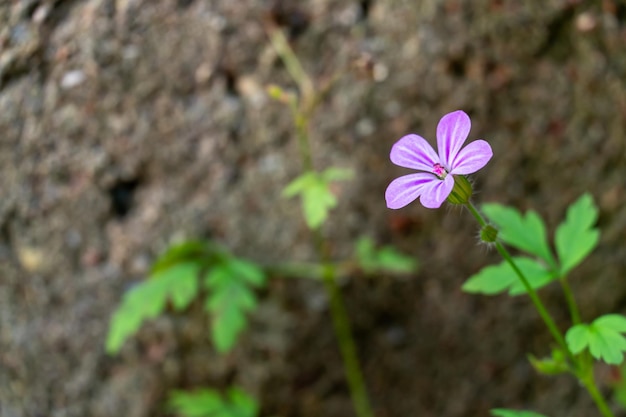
left=1, top=0, right=625, bottom=416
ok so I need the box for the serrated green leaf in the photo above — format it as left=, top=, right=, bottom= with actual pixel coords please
left=302, top=181, right=337, bottom=229
left=462, top=257, right=554, bottom=296
left=566, top=324, right=591, bottom=354
left=589, top=329, right=626, bottom=365
left=555, top=193, right=599, bottom=275
left=106, top=262, right=201, bottom=354
left=595, top=315, right=626, bottom=333
left=203, top=258, right=265, bottom=353
left=168, top=387, right=258, bottom=417
left=567, top=315, right=626, bottom=365
left=169, top=390, right=222, bottom=417
left=210, top=301, right=248, bottom=353
left=491, top=409, right=549, bottom=417
left=482, top=204, right=555, bottom=267
left=227, top=258, right=265, bottom=286
left=283, top=170, right=349, bottom=229
left=282, top=172, right=316, bottom=198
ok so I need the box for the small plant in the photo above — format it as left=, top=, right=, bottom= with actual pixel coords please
left=385, top=109, right=622, bottom=417
left=106, top=241, right=266, bottom=355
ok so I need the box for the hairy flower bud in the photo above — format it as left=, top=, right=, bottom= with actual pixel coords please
left=480, top=224, right=498, bottom=243
left=446, top=175, right=473, bottom=205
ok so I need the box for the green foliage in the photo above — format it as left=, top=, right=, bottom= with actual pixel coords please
left=482, top=204, right=556, bottom=268
left=106, top=262, right=201, bottom=354
left=204, top=257, right=265, bottom=353
left=355, top=237, right=417, bottom=275
left=106, top=241, right=266, bottom=355
left=473, top=195, right=600, bottom=297
left=554, top=193, right=599, bottom=275
left=168, top=387, right=258, bottom=417
left=566, top=315, right=626, bottom=365
left=462, top=257, right=554, bottom=296
left=282, top=168, right=353, bottom=229
left=491, top=409, right=549, bottom=417
left=528, top=349, right=569, bottom=376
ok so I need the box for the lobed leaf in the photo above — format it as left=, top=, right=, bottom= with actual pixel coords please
left=204, top=260, right=266, bottom=353
left=462, top=257, right=554, bottom=296
left=282, top=168, right=352, bottom=230
left=555, top=193, right=599, bottom=274
left=106, top=262, right=200, bottom=354
left=566, top=315, right=626, bottom=365
left=482, top=204, right=555, bottom=267
left=168, top=387, right=258, bottom=417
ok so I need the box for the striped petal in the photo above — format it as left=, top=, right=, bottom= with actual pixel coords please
left=390, top=134, right=439, bottom=172
left=419, top=175, right=455, bottom=209
left=437, top=110, right=471, bottom=170
left=449, top=140, right=493, bottom=175
left=385, top=173, right=438, bottom=209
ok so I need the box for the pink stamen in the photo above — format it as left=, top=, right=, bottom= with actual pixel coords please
left=433, top=163, right=447, bottom=179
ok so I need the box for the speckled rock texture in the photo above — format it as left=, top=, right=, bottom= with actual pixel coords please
left=1, top=1, right=625, bottom=416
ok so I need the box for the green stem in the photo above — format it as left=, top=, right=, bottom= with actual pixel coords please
left=581, top=372, right=615, bottom=417
left=559, top=277, right=581, bottom=325
left=267, top=28, right=314, bottom=107
left=315, top=231, right=375, bottom=417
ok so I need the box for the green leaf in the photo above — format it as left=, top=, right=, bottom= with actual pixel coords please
left=151, top=241, right=213, bottom=273
left=283, top=168, right=352, bottom=230
left=566, top=315, right=626, bottom=365
left=355, top=237, right=417, bottom=275
left=482, top=204, right=555, bottom=267
left=106, top=262, right=201, bottom=354
left=168, top=387, right=258, bottom=417
left=491, top=409, right=549, bottom=417
left=462, top=257, right=554, bottom=296
left=204, top=259, right=266, bottom=353
left=528, top=349, right=569, bottom=376
left=555, top=193, right=599, bottom=275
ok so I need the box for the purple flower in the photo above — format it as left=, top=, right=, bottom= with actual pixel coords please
left=385, top=110, right=493, bottom=209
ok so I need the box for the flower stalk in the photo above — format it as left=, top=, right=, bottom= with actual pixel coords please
left=268, top=26, right=375, bottom=417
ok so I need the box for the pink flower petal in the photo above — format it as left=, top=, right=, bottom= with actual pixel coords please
left=390, top=134, right=439, bottom=172
left=419, top=175, right=455, bottom=209
left=436, top=110, right=471, bottom=170
left=385, top=173, right=437, bottom=209
left=449, top=140, right=493, bottom=175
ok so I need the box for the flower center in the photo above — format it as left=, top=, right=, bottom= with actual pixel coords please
left=432, top=163, right=448, bottom=179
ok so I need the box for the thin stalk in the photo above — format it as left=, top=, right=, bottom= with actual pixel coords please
left=314, top=231, right=375, bottom=417
left=581, top=373, right=615, bottom=417
left=267, top=28, right=314, bottom=106
left=559, top=277, right=581, bottom=325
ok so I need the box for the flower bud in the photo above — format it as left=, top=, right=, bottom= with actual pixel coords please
left=446, top=175, right=472, bottom=205
left=480, top=224, right=498, bottom=243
